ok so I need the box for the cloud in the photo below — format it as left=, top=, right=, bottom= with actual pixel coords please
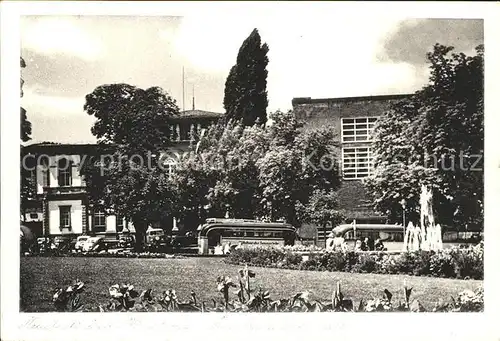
left=22, top=86, right=85, bottom=115
left=21, top=16, right=104, bottom=61
left=167, top=11, right=410, bottom=110
left=22, top=86, right=96, bottom=143
left=377, top=19, right=484, bottom=65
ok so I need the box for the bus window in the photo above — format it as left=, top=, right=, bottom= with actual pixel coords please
left=257, top=231, right=273, bottom=238
left=379, top=231, right=404, bottom=242
left=233, top=230, right=244, bottom=238
left=273, top=232, right=283, bottom=238
left=246, top=231, right=254, bottom=237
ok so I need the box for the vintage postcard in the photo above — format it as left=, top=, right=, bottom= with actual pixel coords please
left=1, top=1, right=499, bottom=341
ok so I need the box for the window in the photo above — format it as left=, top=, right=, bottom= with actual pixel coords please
left=178, top=124, right=189, bottom=141
left=39, top=157, right=50, bottom=187
left=41, top=168, right=49, bottom=187
left=163, top=158, right=177, bottom=178
left=93, top=208, right=106, bottom=232
left=175, top=124, right=180, bottom=141
left=57, top=158, right=72, bottom=187
left=342, top=146, right=373, bottom=179
left=341, top=117, right=378, bottom=143
left=116, top=214, right=124, bottom=232
left=187, top=124, right=195, bottom=140
left=59, top=206, right=71, bottom=230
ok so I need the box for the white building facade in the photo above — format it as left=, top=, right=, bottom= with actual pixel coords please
left=24, top=143, right=134, bottom=238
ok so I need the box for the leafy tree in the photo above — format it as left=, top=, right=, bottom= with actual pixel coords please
left=296, top=190, right=345, bottom=231
left=20, top=57, right=33, bottom=220
left=21, top=57, right=32, bottom=142
left=365, top=44, right=484, bottom=229
left=223, top=29, right=269, bottom=126
left=171, top=110, right=342, bottom=229
left=257, top=111, right=342, bottom=226
left=82, top=84, right=179, bottom=249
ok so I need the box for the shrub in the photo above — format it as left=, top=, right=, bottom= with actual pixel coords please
left=299, top=258, right=321, bottom=271
left=449, top=243, right=483, bottom=280
left=324, top=252, right=348, bottom=272
left=429, top=252, right=456, bottom=278
left=452, top=287, right=484, bottom=312
left=411, top=250, right=433, bottom=276
left=351, top=253, right=377, bottom=273
left=343, top=252, right=360, bottom=272
left=282, top=251, right=302, bottom=268
left=377, top=254, right=399, bottom=274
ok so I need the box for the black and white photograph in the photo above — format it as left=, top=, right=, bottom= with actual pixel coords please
left=2, top=2, right=499, bottom=341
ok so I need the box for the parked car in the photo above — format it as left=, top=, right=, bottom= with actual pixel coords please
left=146, top=228, right=169, bottom=251
left=53, top=235, right=75, bottom=252
left=171, top=231, right=197, bottom=248
left=75, top=235, right=90, bottom=251
left=82, top=236, right=104, bottom=252
left=118, top=234, right=135, bottom=248
left=146, top=228, right=167, bottom=244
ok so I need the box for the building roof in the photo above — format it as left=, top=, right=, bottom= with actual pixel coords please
left=22, top=142, right=107, bottom=155
left=292, top=93, right=413, bottom=106
left=179, top=109, right=224, bottom=119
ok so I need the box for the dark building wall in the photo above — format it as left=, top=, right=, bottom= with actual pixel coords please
left=292, top=94, right=411, bottom=223
left=293, top=94, right=408, bottom=132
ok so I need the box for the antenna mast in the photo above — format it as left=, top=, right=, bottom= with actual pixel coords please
left=182, top=67, right=185, bottom=112
left=192, top=84, right=195, bottom=110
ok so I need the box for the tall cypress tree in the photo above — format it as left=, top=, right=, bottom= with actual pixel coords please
left=223, top=29, right=269, bottom=126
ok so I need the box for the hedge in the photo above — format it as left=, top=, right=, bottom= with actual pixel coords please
left=225, top=242, right=484, bottom=280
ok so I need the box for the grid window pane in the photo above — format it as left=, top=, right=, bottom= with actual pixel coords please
left=342, top=146, right=374, bottom=180
left=341, top=117, right=378, bottom=143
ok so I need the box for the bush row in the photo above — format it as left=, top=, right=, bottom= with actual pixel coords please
left=225, top=242, right=483, bottom=280
left=23, top=250, right=186, bottom=259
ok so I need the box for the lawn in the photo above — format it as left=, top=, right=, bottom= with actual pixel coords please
left=20, top=256, right=482, bottom=312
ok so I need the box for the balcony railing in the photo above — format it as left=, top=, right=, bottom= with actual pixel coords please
left=43, top=186, right=87, bottom=195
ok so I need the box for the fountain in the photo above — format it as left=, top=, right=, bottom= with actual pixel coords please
left=403, top=185, right=443, bottom=252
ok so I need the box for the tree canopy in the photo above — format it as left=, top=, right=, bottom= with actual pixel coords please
left=20, top=57, right=34, bottom=219
left=170, top=110, right=343, bottom=231
left=223, top=29, right=269, bottom=126
left=82, top=84, right=180, bottom=248
left=365, top=43, right=484, bottom=230
left=21, top=57, right=31, bottom=142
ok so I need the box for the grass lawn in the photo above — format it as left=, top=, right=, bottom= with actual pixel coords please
left=20, top=256, right=482, bottom=312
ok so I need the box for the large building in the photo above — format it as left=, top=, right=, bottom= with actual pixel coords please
left=23, top=94, right=413, bottom=240
left=292, top=93, right=411, bottom=230
left=22, top=109, right=223, bottom=239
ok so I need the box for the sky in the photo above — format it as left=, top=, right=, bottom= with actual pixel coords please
left=20, top=15, right=484, bottom=144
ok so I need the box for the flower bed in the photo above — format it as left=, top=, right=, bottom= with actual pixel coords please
left=225, top=242, right=484, bottom=280
left=23, top=250, right=186, bottom=259
left=52, top=265, right=484, bottom=313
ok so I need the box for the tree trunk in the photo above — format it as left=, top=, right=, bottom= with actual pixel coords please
left=133, top=220, right=147, bottom=252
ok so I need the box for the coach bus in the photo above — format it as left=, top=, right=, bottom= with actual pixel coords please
left=197, top=218, right=297, bottom=255
left=331, top=222, right=475, bottom=251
